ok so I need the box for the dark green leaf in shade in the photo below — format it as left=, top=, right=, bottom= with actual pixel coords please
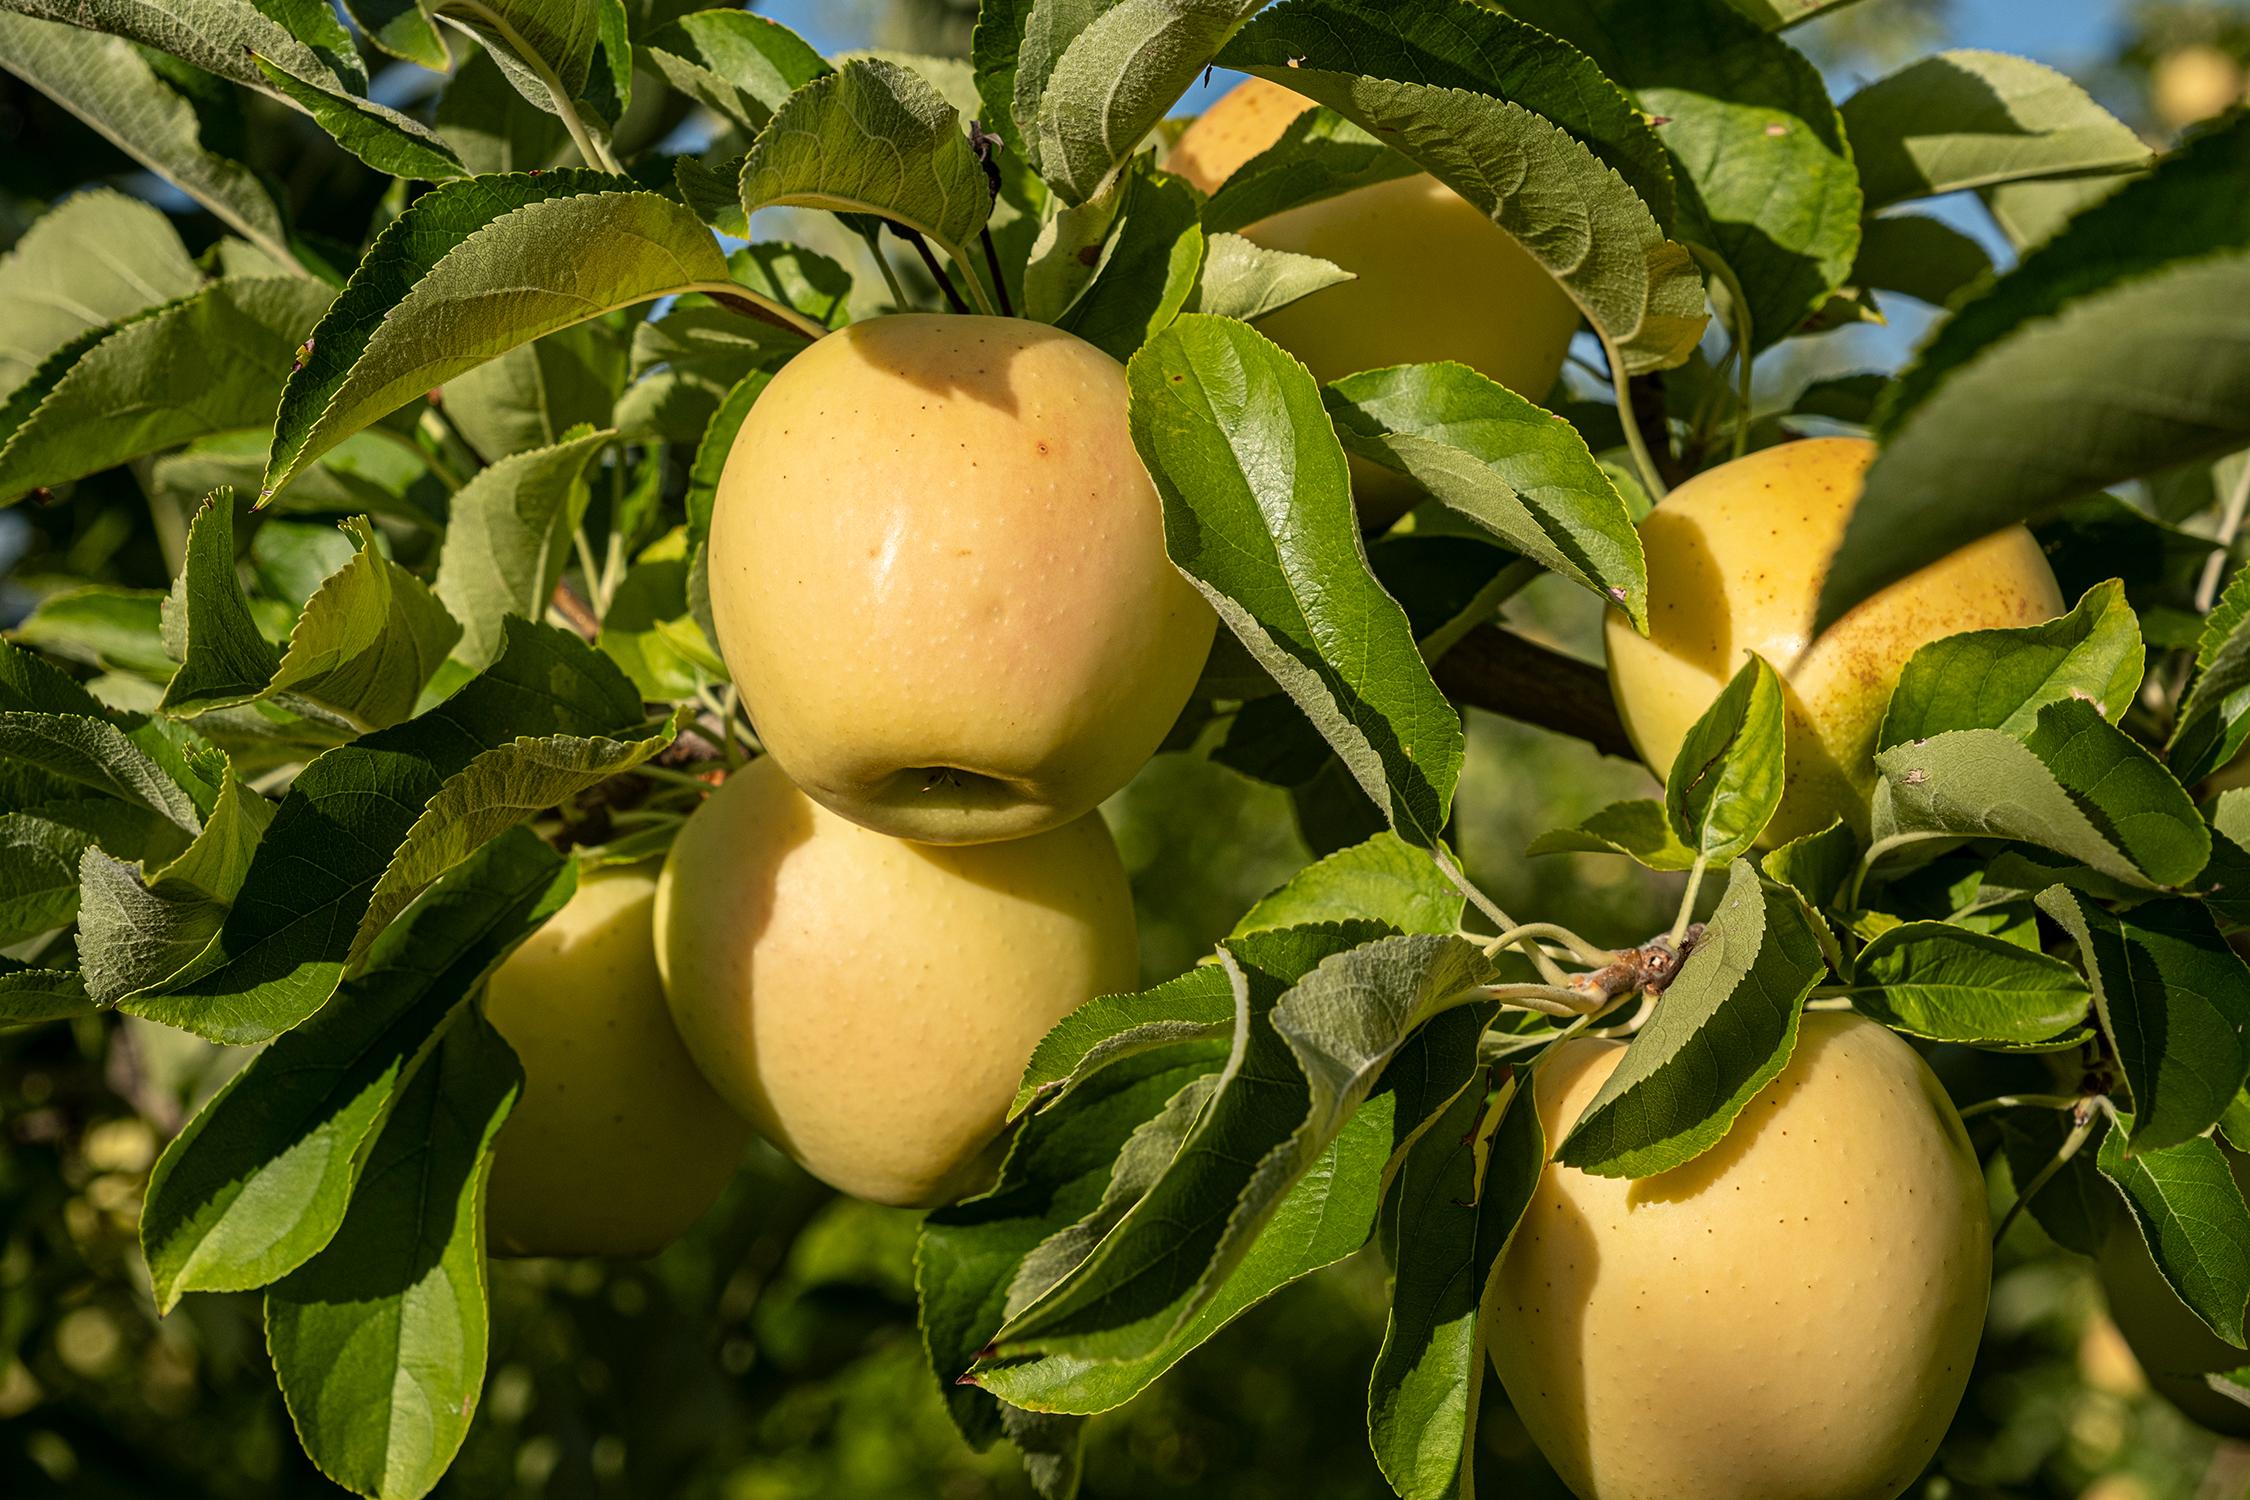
left=1814, top=116, right=2250, bottom=633
left=1367, top=1071, right=1543, bottom=1500
left=140, top=832, right=568, bottom=1308
left=122, top=622, right=657, bottom=1043
left=2039, top=890, right=2250, bottom=1154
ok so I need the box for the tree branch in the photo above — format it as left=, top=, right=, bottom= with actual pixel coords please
left=1431, top=624, right=1634, bottom=759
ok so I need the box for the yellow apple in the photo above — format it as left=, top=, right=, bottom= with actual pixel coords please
left=481, top=865, right=752, bottom=1258
left=707, top=313, right=1214, bottom=845
left=1604, top=437, right=2064, bottom=846
left=1489, top=1012, right=1990, bottom=1500
left=1167, top=78, right=1581, bottom=515
left=2097, top=1145, right=2250, bottom=1438
left=653, top=756, right=1140, bottom=1207
left=2151, top=45, right=2245, bottom=130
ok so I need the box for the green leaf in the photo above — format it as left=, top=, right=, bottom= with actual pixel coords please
left=0, top=713, right=203, bottom=850
left=1232, top=833, right=1463, bottom=938
left=1849, top=213, right=1994, bottom=309
left=1874, top=702, right=2209, bottom=891
left=166, top=511, right=461, bottom=732
left=1759, top=817, right=1857, bottom=910
left=1012, top=964, right=1238, bottom=1121
left=1849, top=920, right=2090, bottom=1046
left=641, top=8, right=830, bottom=135
left=1323, top=363, right=1646, bottom=625
left=439, top=321, right=626, bottom=464
left=122, top=621, right=656, bottom=1043
left=979, top=1005, right=1485, bottom=1416
left=2098, top=1119, right=2250, bottom=1348
left=922, top=1043, right=1223, bottom=1438
left=153, top=429, right=448, bottom=531
left=737, top=58, right=993, bottom=299
left=1997, top=1107, right=2113, bottom=1254
left=2171, top=565, right=2250, bottom=784
left=0, top=187, right=201, bottom=401
left=1198, top=106, right=1417, bottom=234
left=1528, top=798, right=1698, bottom=871
left=350, top=721, right=677, bottom=971
left=266, top=1003, right=522, bottom=1500
left=140, top=830, right=568, bottom=1311
left=1880, top=580, right=2145, bottom=750
left=990, top=929, right=1492, bottom=1365
left=77, top=763, right=275, bottom=1004
left=1840, top=49, right=2148, bottom=210
left=1005, top=0, right=1264, bottom=207
left=1188, top=233, right=1351, bottom=324
left=265, top=172, right=777, bottom=496
left=0, top=963, right=93, bottom=1027
left=2039, top=891, right=2250, bottom=1155
left=1505, top=0, right=1861, bottom=351
left=433, top=427, right=613, bottom=668
left=11, top=587, right=174, bottom=679
left=0, top=0, right=366, bottom=93
left=246, top=52, right=466, bottom=181
left=1368, top=1070, right=1543, bottom=1500
left=434, top=44, right=571, bottom=174
left=0, top=12, right=293, bottom=264
left=1024, top=155, right=1203, bottom=362
left=0, top=813, right=92, bottom=943
left=1128, top=316, right=1463, bottom=845
left=1665, top=654, right=1786, bottom=864
left=1814, top=115, right=2250, bottom=633
left=0, top=277, right=334, bottom=504
left=1718, top=0, right=1864, bottom=28
left=1219, top=1, right=1707, bottom=372
left=1557, top=861, right=1827, bottom=1177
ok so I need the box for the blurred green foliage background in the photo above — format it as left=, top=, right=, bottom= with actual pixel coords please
left=7, top=1, right=2250, bottom=1497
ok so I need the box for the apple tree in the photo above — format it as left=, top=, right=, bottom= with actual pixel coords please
left=1, top=0, right=2248, bottom=1496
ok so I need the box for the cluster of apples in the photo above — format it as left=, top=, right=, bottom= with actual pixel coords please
left=482, top=311, right=1218, bottom=1249
left=456, top=75, right=2222, bottom=1499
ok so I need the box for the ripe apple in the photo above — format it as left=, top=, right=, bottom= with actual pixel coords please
left=1167, top=78, right=1581, bottom=515
left=482, top=865, right=752, bottom=1258
left=1490, top=1011, right=1991, bottom=1500
left=707, top=313, right=1215, bottom=845
left=2097, top=1145, right=2250, bottom=1438
left=653, top=755, right=1140, bottom=1208
left=1604, top=436, right=2064, bottom=846
left=2151, top=45, right=2245, bottom=130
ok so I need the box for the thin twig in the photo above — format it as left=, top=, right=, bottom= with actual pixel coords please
left=900, top=228, right=971, bottom=314
left=980, top=225, right=1015, bottom=317
left=1429, top=625, right=1633, bottom=758
left=1960, top=1092, right=2083, bottom=1120
left=1993, top=1103, right=2099, bottom=1244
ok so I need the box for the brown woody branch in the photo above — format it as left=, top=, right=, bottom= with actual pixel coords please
left=1431, top=624, right=1634, bottom=760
